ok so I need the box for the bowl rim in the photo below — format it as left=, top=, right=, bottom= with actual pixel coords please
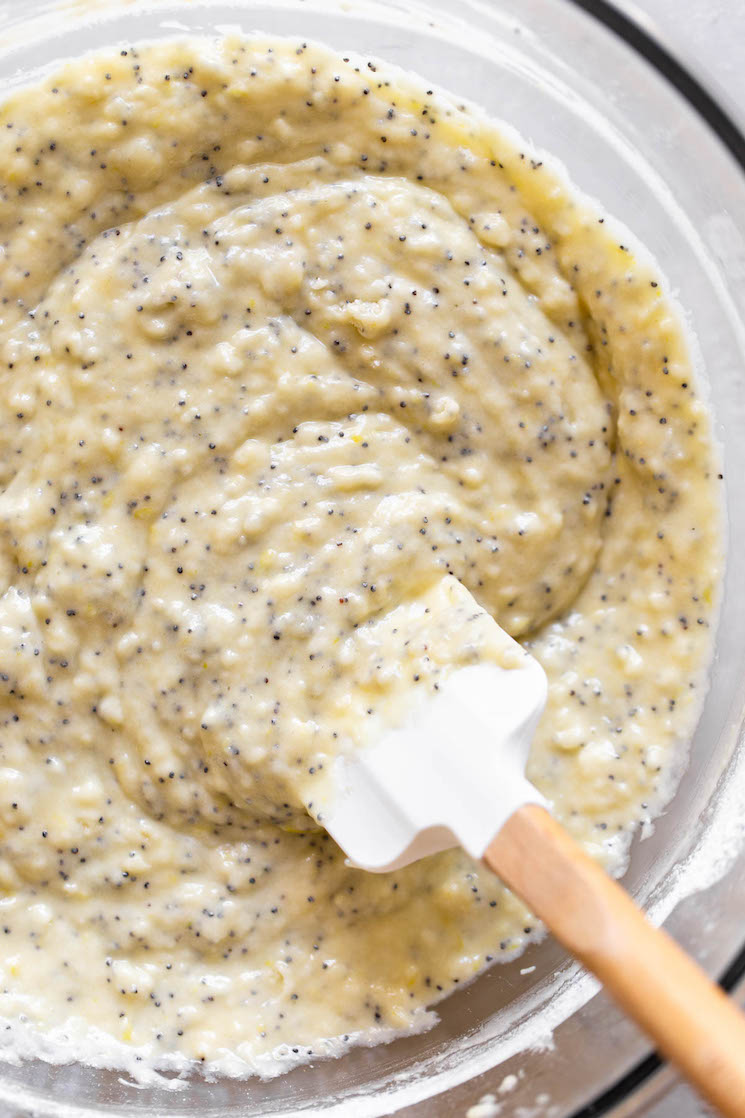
left=559, top=9, right=745, bottom=1114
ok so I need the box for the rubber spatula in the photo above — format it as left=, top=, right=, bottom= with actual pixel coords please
left=320, top=576, right=745, bottom=1118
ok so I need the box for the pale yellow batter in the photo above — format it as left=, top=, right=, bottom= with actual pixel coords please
left=0, top=34, right=721, bottom=1076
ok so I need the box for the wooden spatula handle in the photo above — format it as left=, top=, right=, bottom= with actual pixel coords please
left=484, top=803, right=745, bottom=1118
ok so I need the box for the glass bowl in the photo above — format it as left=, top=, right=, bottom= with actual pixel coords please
left=0, top=1, right=743, bottom=1115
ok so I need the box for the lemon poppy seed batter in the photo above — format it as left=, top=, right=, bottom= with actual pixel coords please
left=0, top=35, right=721, bottom=1076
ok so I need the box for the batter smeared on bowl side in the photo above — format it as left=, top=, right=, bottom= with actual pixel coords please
left=0, top=35, right=721, bottom=1077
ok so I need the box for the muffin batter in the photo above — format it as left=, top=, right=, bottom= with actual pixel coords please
left=0, top=35, right=721, bottom=1076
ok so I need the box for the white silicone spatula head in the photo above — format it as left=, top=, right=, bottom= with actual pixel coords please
left=320, top=576, right=548, bottom=872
